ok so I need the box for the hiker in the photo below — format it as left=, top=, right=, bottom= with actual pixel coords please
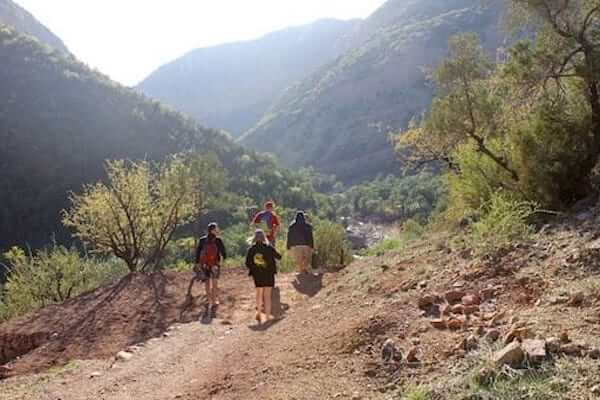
left=286, top=211, right=315, bottom=274
left=195, top=222, right=227, bottom=307
left=252, top=201, right=281, bottom=247
left=246, top=229, right=281, bottom=324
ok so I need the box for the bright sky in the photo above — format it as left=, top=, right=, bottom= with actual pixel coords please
left=15, top=0, right=386, bottom=86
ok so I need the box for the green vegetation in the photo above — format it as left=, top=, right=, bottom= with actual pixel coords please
left=396, top=1, right=600, bottom=246
left=0, top=246, right=127, bottom=321
left=63, top=157, right=204, bottom=272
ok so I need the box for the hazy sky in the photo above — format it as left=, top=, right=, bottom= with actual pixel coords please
left=15, top=1, right=386, bottom=86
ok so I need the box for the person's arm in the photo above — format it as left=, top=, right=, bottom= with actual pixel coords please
left=251, top=212, right=262, bottom=225
left=245, top=248, right=253, bottom=275
left=272, top=214, right=280, bottom=236
left=195, top=238, right=205, bottom=264
left=217, top=238, right=227, bottom=260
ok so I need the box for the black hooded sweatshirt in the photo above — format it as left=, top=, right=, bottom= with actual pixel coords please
left=286, top=213, right=314, bottom=249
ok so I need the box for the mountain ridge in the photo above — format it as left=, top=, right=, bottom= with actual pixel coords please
left=0, top=0, right=67, bottom=51
left=138, top=18, right=360, bottom=136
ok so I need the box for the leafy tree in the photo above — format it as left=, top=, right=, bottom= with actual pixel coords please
left=63, top=157, right=207, bottom=272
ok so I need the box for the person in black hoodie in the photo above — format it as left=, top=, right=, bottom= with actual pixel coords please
left=286, top=211, right=315, bottom=274
left=246, top=229, right=281, bottom=323
left=195, top=223, right=227, bottom=307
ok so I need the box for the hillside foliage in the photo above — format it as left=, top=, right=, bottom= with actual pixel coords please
left=398, top=0, right=600, bottom=222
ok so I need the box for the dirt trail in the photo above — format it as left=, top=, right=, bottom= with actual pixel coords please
left=1, top=269, right=374, bottom=400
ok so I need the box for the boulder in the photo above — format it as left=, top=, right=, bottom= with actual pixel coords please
left=587, top=348, right=600, bottom=359
left=480, top=287, right=496, bottom=300
left=560, top=342, right=587, bottom=356
left=447, top=318, right=464, bottom=330
left=464, top=335, right=479, bottom=351
left=445, top=290, right=466, bottom=303
left=418, top=294, right=440, bottom=310
left=430, top=319, right=447, bottom=330
left=522, top=339, right=547, bottom=363
left=546, top=337, right=561, bottom=354
left=116, top=351, right=133, bottom=362
left=406, top=347, right=420, bottom=363
left=381, top=339, right=402, bottom=363
left=494, top=342, right=525, bottom=367
left=451, top=304, right=466, bottom=314
left=504, top=327, right=531, bottom=345
left=568, top=291, right=585, bottom=307
left=464, top=305, right=480, bottom=315
left=484, top=329, right=501, bottom=343
left=462, top=294, right=481, bottom=306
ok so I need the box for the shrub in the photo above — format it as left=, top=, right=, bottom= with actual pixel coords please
left=0, top=246, right=127, bottom=322
left=470, top=191, right=537, bottom=253
left=313, top=221, right=353, bottom=268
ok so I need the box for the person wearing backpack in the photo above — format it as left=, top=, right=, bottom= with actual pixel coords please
left=195, top=222, right=227, bottom=307
left=286, top=211, right=315, bottom=275
left=251, top=201, right=281, bottom=247
left=246, top=229, right=281, bottom=324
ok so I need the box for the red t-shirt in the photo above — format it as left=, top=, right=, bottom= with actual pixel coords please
left=253, top=210, right=280, bottom=239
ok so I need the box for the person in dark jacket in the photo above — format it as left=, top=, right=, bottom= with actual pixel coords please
left=286, top=211, right=315, bottom=274
left=246, top=229, right=281, bottom=323
left=195, top=223, right=227, bottom=307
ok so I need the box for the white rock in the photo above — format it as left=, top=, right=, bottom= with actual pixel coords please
left=116, top=351, right=133, bottom=361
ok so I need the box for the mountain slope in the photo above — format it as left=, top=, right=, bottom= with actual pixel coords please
left=0, top=25, right=242, bottom=250
left=241, top=0, right=506, bottom=182
left=0, top=0, right=67, bottom=51
left=138, top=19, right=359, bottom=136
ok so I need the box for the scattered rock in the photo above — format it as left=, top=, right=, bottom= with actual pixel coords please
left=568, top=291, right=585, bottom=307
left=462, top=294, right=481, bottom=306
left=464, top=335, right=479, bottom=351
left=475, top=326, right=486, bottom=336
left=480, top=287, right=495, bottom=300
left=560, top=331, right=570, bottom=343
left=447, top=318, right=464, bottom=330
left=381, top=339, right=402, bottom=363
left=588, top=348, right=600, bottom=359
left=430, top=319, right=447, bottom=330
left=549, top=295, right=570, bottom=305
left=440, top=303, right=451, bottom=317
left=591, top=385, right=600, bottom=395
left=488, top=310, right=507, bottom=326
left=546, top=337, right=561, bottom=353
left=484, top=329, right=500, bottom=343
left=116, top=351, right=133, bottom=362
left=406, top=347, right=420, bottom=363
left=464, top=305, right=480, bottom=315
left=445, top=290, right=466, bottom=303
left=0, top=365, right=12, bottom=376
left=560, top=342, right=587, bottom=356
left=417, top=294, right=440, bottom=310
left=451, top=304, right=465, bottom=314
left=494, top=342, right=525, bottom=367
left=90, top=372, right=102, bottom=379
left=522, top=339, right=547, bottom=363
left=504, top=327, right=531, bottom=345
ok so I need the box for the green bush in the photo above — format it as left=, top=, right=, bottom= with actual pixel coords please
left=313, top=221, right=353, bottom=268
left=470, top=191, right=537, bottom=253
left=0, top=246, right=127, bottom=322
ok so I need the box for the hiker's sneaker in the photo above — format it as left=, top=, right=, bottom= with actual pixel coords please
left=266, top=314, right=275, bottom=321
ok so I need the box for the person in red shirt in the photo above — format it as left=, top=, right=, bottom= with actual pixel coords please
left=252, top=201, right=281, bottom=246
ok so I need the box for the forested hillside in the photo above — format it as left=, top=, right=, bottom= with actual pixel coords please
left=241, top=0, right=506, bottom=182
left=0, top=25, right=314, bottom=252
left=138, top=19, right=359, bottom=136
left=0, top=0, right=67, bottom=51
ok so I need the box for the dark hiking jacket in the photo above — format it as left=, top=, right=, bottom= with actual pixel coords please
left=286, top=214, right=314, bottom=250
